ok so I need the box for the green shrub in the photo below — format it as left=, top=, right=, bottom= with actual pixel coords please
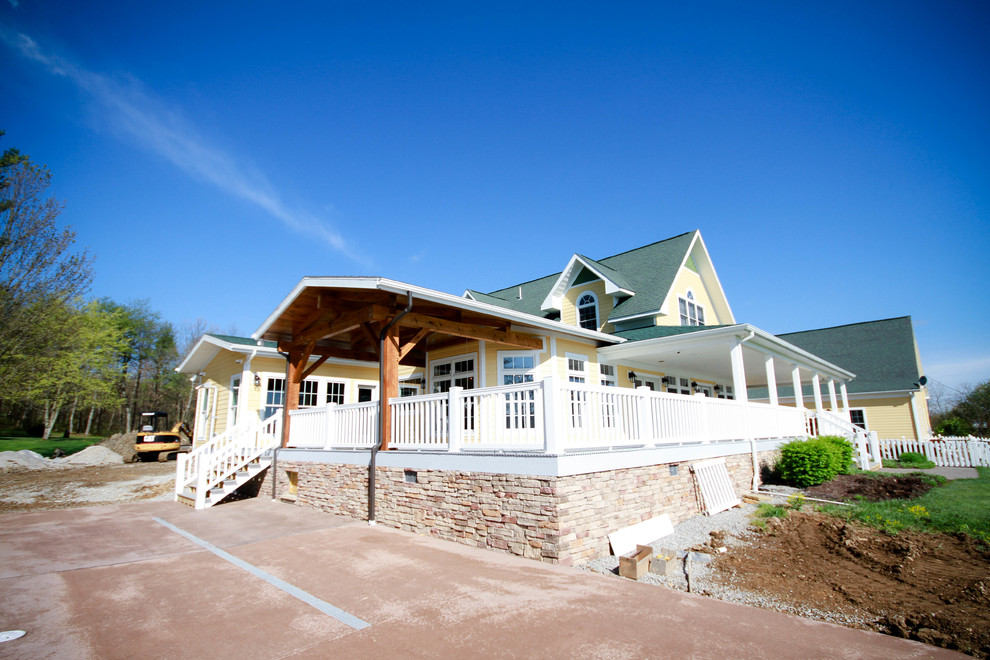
left=819, top=435, right=854, bottom=473
left=777, top=437, right=851, bottom=487
left=897, top=451, right=928, bottom=466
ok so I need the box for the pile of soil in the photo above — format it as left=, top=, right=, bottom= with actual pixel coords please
left=806, top=473, right=937, bottom=502
left=712, top=505, right=990, bottom=656
left=99, top=432, right=138, bottom=462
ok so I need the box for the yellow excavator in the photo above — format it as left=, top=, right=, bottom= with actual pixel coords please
left=133, top=412, right=192, bottom=462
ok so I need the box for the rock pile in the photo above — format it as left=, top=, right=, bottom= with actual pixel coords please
left=0, top=445, right=125, bottom=471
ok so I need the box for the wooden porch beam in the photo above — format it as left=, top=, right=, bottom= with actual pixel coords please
left=299, top=353, right=331, bottom=381
left=358, top=322, right=381, bottom=359
left=399, top=328, right=432, bottom=361
left=398, top=313, right=543, bottom=350
left=296, top=304, right=389, bottom=345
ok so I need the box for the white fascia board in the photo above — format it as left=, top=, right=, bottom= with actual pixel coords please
left=253, top=276, right=623, bottom=346
left=462, top=290, right=477, bottom=300
left=692, top=232, right=736, bottom=324
left=539, top=254, right=634, bottom=313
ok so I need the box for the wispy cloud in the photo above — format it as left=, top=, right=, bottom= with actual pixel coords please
left=2, top=28, right=366, bottom=263
left=925, top=353, right=990, bottom=391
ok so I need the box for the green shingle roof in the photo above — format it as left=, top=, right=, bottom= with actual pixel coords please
left=474, top=231, right=696, bottom=322
left=751, top=317, right=922, bottom=397
left=612, top=324, right=735, bottom=342
left=208, top=333, right=276, bottom=349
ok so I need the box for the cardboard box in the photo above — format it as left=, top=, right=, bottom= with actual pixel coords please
left=619, top=545, right=652, bottom=580
left=650, top=548, right=679, bottom=576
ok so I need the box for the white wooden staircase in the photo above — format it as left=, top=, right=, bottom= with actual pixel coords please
left=175, top=414, right=282, bottom=509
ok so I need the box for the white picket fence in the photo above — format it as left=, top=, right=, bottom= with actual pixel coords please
left=878, top=436, right=990, bottom=467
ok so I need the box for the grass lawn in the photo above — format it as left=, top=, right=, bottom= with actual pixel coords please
left=820, top=467, right=990, bottom=545
left=0, top=435, right=106, bottom=458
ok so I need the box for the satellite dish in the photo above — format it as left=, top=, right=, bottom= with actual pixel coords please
left=919, top=375, right=928, bottom=386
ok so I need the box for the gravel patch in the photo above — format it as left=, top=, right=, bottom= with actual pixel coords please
left=583, top=504, right=759, bottom=593
left=581, top=502, right=875, bottom=629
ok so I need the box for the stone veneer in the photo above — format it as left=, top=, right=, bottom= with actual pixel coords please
left=261, top=450, right=778, bottom=566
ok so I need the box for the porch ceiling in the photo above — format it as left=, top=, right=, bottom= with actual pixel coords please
left=597, top=324, right=856, bottom=387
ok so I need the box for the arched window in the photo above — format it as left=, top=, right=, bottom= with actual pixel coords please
left=577, top=292, right=598, bottom=330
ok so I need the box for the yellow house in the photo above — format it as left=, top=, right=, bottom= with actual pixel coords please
left=173, top=229, right=928, bottom=565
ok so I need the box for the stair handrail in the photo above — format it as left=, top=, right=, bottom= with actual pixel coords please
left=811, top=408, right=872, bottom=470
left=175, top=414, right=282, bottom=507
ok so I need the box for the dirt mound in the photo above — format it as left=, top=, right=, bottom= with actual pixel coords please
left=58, top=445, right=124, bottom=467
left=714, top=510, right=990, bottom=657
left=99, top=432, right=137, bottom=462
left=806, top=473, right=935, bottom=502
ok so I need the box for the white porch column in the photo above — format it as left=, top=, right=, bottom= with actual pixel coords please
left=811, top=373, right=824, bottom=413
left=764, top=354, right=778, bottom=406
left=840, top=382, right=851, bottom=417
left=827, top=378, right=838, bottom=412
left=237, top=352, right=255, bottom=427
left=730, top=339, right=748, bottom=403
left=791, top=364, right=803, bottom=409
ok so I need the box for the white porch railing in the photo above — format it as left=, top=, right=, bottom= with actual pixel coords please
left=175, top=413, right=282, bottom=508
left=878, top=436, right=990, bottom=468
left=286, top=378, right=811, bottom=453
left=288, top=401, right=378, bottom=449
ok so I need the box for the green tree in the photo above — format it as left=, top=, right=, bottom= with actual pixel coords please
left=952, top=380, right=990, bottom=438
left=0, top=132, right=94, bottom=396
left=20, top=300, right=125, bottom=439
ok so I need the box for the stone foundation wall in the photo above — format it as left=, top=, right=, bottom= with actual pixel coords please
left=262, top=449, right=779, bottom=566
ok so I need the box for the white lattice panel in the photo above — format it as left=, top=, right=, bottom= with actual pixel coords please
left=692, top=457, right=741, bottom=515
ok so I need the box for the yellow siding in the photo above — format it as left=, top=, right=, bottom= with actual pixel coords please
left=486, top=336, right=552, bottom=387
left=560, top=279, right=614, bottom=332
left=657, top=267, right=722, bottom=327
left=198, top=349, right=398, bottom=438
left=846, top=396, right=920, bottom=440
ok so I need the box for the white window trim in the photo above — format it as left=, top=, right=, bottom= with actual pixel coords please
left=498, top=350, right=538, bottom=386
left=849, top=408, right=868, bottom=431
left=429, top=352, right=478, bottom=393
left=576, top=291, right=599, bottom=331
left=678, top=289, right=706, bottom=327
left=228, top=375, right=241, bottom=427
left=566, top=352, right=589, bottom=383
left=599, top=363, right=617, bottom=387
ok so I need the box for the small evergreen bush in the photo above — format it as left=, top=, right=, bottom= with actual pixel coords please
left=777, top=437, right=853, bottom=487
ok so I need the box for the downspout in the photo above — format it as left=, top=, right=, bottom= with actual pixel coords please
left=736, top=329, right=761, bottom=491
left=369, top=291, right=413, bottom=525
left=272, top=349, right=291, bottom=502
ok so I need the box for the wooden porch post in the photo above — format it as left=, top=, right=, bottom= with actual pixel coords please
left=282, top=348, right=306, bottom=448
left=840, top=382, right=851, bottom=417
left=729, top=339, right=748, bottom=403
left=379, top=322, right=400, bottom=450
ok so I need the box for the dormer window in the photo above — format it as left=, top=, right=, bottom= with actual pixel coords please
left=577, top=292, right=599, bottom=330
left=679, top=291, right=705, bottom=326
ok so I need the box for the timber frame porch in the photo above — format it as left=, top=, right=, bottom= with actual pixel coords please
left=252, top=277, right=615, bottom=450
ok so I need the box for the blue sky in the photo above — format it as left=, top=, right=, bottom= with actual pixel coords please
left=2, top=1, right=988, bottom=393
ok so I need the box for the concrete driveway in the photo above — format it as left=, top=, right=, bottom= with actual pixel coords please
left=0, top=498, right=959, bottom=659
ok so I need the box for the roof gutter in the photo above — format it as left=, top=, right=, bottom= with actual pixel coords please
left=369, top=291, right=413, bottom=525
